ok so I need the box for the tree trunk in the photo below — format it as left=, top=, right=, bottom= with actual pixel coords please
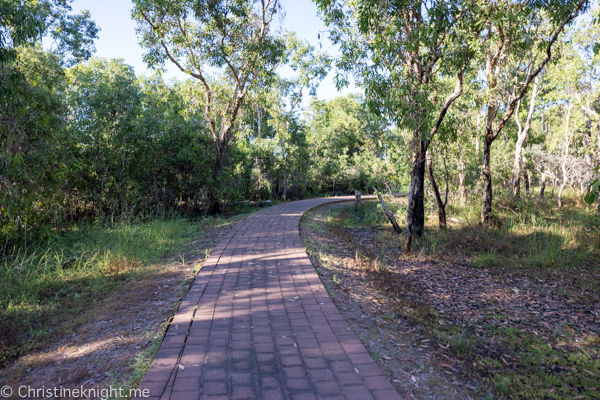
left=523, top=161, right=530, bottom=195
left=426, top=151, right=447, bottom=230
left=513, top=76, right=539, bottom=199
left=374, top=188, right=401, bottom=233
left=558, top=103, right=573, bottom=209
left=540, top=172, right=546, bottom=198
left=404, top=139, right=427, bottom=252
left=482, top=135, right=493, bottom=224
left=257, top=107, right=262, bottom=137
left=208, top=139, right=227, bottom=214
left=458, top=151, right=467, bottom=206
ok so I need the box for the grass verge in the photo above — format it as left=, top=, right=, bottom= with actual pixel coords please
left=302, top=191, right=600, bottom=400
left=0, top=205, right=260, bottom=395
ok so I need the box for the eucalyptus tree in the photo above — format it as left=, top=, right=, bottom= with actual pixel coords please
left=132, top=0, right=286, bottom=213
left=512, top=75, right=540, bottom=199
left=477, top=0, right=588, bottom=223
left=272, top=32, right=331, bottom=199
left=0, top=0, right=98, bottom=66
left=315, top=0, right=479, bottom=251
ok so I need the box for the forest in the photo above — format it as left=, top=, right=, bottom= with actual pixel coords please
left=1, top=0, right=599, bottom=247
left=1, top=0, right=600, bottom=399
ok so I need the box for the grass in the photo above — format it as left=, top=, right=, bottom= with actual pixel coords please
left=0, top=218, right=199, bottom=365
left=346, top=195, right=406, bottom=228
left=408, top=189, right=600, bottom=297
left=0, top=208, right=258, bottom=368
left=308, top=189, right=600, bottom=399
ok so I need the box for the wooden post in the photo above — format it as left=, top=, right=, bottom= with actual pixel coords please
left=354, top=190, right=362, bottom=209
left=374, top=188, right=402, bottom=233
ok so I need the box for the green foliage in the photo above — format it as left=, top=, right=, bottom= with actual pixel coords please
left=0, top=47, right=69, bottom=236
left=305, top=95, right=395, bottom=194
left=584, top=167, right=600, bottom=207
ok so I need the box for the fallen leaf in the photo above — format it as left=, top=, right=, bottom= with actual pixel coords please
left=354, top=368, right=360, bottom=374
left=411, top=376, right=417, bottom=383
left=178, top=364, right=185, bottom=370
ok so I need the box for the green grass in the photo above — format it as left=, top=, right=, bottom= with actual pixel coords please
left=0, top=217, right=215, bottom=365
left=346, top=197, right=406, bottom=228
left=410, top=189, right=600, bottom=296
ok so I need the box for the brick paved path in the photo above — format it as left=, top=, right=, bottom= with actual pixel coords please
left=137, top=197, right=402, bottom=400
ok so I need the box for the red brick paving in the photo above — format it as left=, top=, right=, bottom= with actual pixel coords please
left=136, top=197, right=402, bottom=400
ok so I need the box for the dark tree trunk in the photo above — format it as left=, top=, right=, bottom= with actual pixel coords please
left=540, top=172, right=546, bottom=197
left=208, top=143, right=226, bottom=214
left=426, top=151, right=447, bottom=230
left=404, top=139, right=427, bottom=252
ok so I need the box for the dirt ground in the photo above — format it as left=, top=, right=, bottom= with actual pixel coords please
left=300, top=201, right=600, bottom=400
left=0, top=218, right=241, bottom=399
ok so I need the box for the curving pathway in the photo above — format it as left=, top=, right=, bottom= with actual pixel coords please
left=136, top=197, right=402, bottom=400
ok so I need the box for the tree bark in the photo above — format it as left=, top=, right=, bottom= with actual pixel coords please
left=405, top=139, right=427, bottom=251
left=426, top=150, right=447, bottom=230
left=523, top=163, right=530, bottom=194
left=540, top=172, right=546, bottom=198
left=558, top=103, right=573, bottom=209
left=482, top=134, right=493, bottom=224
left=513, top=76, right=539, bottom=199
left=458, top=151, right=467, bottom=206
left=374, top=188, right=401, bottom=233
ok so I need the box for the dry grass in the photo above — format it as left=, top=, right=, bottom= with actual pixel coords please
left=302, top=193, right=600, bottom=400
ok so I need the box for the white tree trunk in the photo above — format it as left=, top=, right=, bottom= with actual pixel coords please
left=558, top=103, right=573, bottom=208
left=513, top=76, right=539, bottom=198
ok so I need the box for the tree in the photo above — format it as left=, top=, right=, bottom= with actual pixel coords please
left=315, top=0, right=478, bottom=251
left=478, top=0, right=588, bottom=224
left=276, top=33, right=331, bottom=200
left=132, top=0, right=286, bottom=213
left=512, top=75, right=540, bottom=199
left=67, top=58, right=141, bottom=220
left=0, top=47, right=68, bottom=236
left=0, top=0, right=98, bottom=66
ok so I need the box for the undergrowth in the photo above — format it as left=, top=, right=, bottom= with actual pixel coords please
left=0, top=216, right=220, bottom=366
left=410, top=189, right=600, bottom=299
left=307, top=191, right=600, bottom=400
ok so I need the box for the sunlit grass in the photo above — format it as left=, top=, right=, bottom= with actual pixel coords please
left=406, top=189, right=600, bottom=288
left=0, top=217, right=210, bottom=365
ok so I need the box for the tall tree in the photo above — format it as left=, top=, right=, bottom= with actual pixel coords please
left=513, top=75, right=540, bottom=199
left=314, top=0, right=478, bottom=251
left=478, top=0, right=588, bottom=224
left=132, top=0, right=286, bottom=213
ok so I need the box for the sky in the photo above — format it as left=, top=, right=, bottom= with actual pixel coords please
left=68, top=0, right=357, bottom=102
